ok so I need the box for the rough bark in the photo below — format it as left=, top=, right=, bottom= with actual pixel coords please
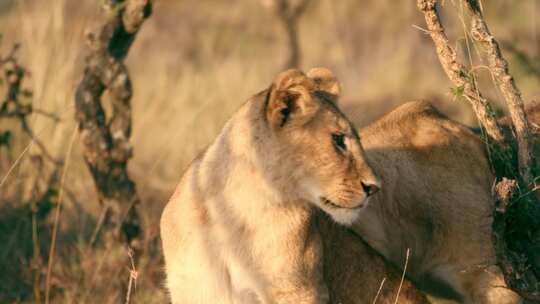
left=416, top=0, right=507, bottom=147
left=74, top=0, right=152, bottom=247
left=465, top=0, right=536, bottom=187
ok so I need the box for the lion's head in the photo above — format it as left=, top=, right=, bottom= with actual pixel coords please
left=263, top=68, right=380, bottom=225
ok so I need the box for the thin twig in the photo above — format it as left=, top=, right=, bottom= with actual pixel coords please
left=20, top=120, right=62, bottom=166
left=394, top=248, right=410, bottom=304
left=125, top=247, right=139, bottom=304
left=90, top=206, right=110, bottom=247
left=0, top=43, right=20, bottom=66
left=412, top=24, right=431, bottom=35
left=32, top=108, right=62, bottom=122
left=372, top=277, right=386, bottom=304
left=44, top=128, right=77, bottom=304
left=0, top=141, right=31, bottom=188
left=30, top=157, right=45, bottom=304
left=0, top=103, right=74, bottom=189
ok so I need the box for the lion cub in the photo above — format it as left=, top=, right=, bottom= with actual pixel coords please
left=160, top=69, right=383, bottom=303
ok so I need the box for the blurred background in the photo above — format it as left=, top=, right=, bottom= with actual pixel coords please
left=0, top=0, right=538, bottom=302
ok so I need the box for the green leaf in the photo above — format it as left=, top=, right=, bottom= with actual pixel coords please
left=452, top=85, right=465, bottom=98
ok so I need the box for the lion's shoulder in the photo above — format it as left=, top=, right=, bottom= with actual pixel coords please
left=360, top=100, right=479, bottom=149
left=361, top=100, right=443, bottom=135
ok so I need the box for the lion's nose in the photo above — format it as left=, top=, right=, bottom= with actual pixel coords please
left=361, top=181, right=380, bottom=197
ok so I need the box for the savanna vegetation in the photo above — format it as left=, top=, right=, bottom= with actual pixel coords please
left=0, top=0, right=538, bottom=303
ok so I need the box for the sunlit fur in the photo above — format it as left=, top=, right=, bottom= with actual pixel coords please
left=160, top=68, right=379, bottom=304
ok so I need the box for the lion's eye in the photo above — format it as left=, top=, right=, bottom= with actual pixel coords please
left=332, top=133, right=347, bottom=151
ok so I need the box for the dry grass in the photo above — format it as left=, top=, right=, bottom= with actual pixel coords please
left=0, top=0, right=538, bottom=302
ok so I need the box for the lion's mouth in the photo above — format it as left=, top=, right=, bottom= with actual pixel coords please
left=320, top=196, right=363, bottom=210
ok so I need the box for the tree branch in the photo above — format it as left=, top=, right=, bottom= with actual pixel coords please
left=416, top=0, right=507, bottom=147
left=0, top=45, right=62, bottom=166
left=74, top=0, right=152, bottom=246
left=266, top=0, right=311, bottom=68
left=464, top=0, right=536, bottom=186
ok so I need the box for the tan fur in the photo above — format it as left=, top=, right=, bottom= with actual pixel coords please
left=351, top=101, right=522, bottom=304
left=307, top=67, right=342, bottom=97
left=160, top=68, right=408, bottom=304
left=317, top=211, right=429, bottom=304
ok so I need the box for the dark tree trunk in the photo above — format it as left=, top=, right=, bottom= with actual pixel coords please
left=74, top=0, right=152, bottom=248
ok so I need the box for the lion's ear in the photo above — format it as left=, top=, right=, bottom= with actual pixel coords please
left=307, top=67, right=341, bottom=100
left=266, top=69, right=319, bottom=129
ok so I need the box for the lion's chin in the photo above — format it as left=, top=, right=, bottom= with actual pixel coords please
left=320, top=196, right=367, bottom=210
left=315, top=197, right=369, bottom=226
